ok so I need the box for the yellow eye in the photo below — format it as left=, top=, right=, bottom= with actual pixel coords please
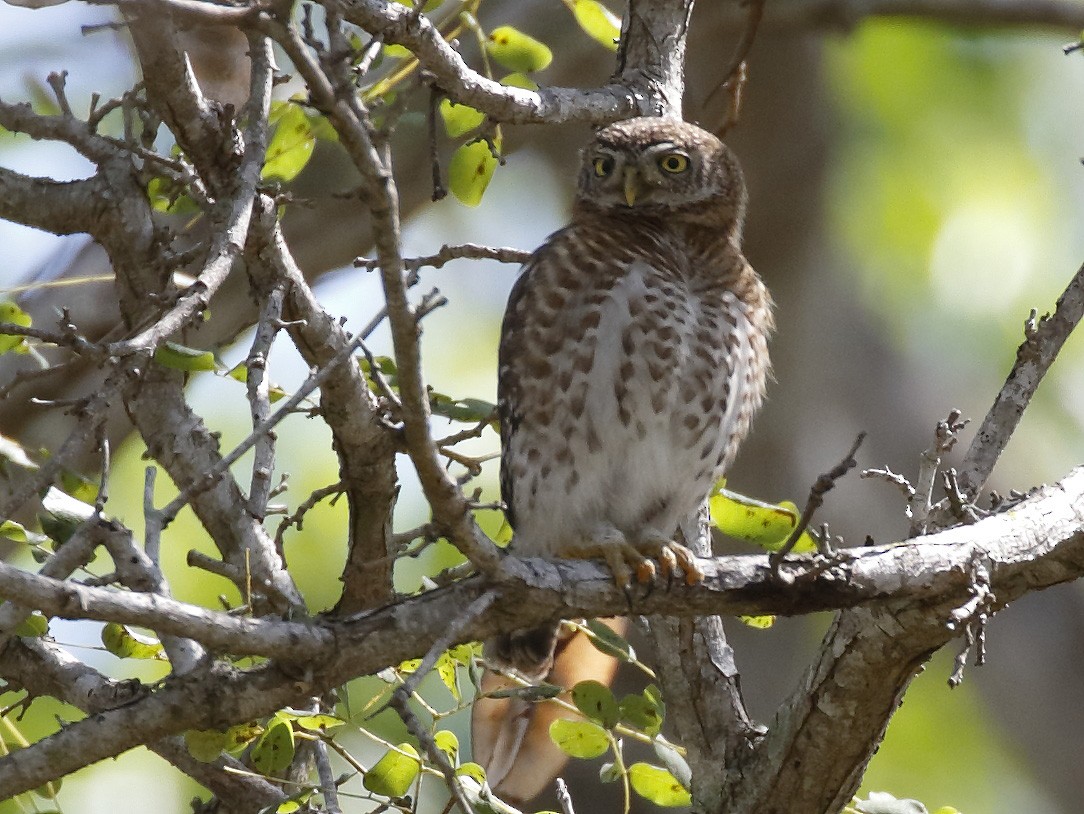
left=593, top=156, right=615, bottom=177
left=659, top=153, right=689, bottom=173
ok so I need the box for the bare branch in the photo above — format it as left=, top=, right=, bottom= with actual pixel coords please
left=2, top=463, right=1083, bottom=798
left=952, top=262, right=1084, bottom=503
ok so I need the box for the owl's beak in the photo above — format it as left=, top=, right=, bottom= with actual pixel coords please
left=623, top=167, right=643, bottom=206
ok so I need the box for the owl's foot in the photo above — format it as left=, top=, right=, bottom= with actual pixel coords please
left=632, top=533, right=705, bottom=587
left=557, top=528, right=704, bottom=588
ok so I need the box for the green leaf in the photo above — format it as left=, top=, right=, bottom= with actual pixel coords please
left=448, top=642, right=480, bottom=665
left=264, top=101, right=317, bottom=182
left=224, top=721, right=262, bottom=754
left=38, top=486, right=95, bottom=546
left=393, top=0, right=443, bottom=11
left=709, top=486, right=817, bottom=553
left=154, top=341, right=220, bottom=373
left=436, top=652, right=461, bottom=701
left=14, top=612, right=48, bottom=638
left=628, top=762, right=691, bottom=807
left=147, top=176, right=200, bottom=215
left=363, top=743, right=420, bottom=797
left=564, top=0, right=621, bottom=51
left=185, top=728, right=229, bottom=762
left=227, top=364, right=289, bottom=402
left=739, top=614, right=776, bottom=629
left=549, top=719, right=610, bottom=759
left=430, top=394, right=497, bottom=423
left=251, top=717, right=296, bottom=775
left=619, top=688, right=663, bottom=736
left=59, top=469, right=99, bottom=505
left=485, top=26, right=553, bottom=73
left=294, top=714, right=345, bottom=732
left=449, top=139, right=500, bottom=207
left=584, top=619, right=635, bottom=662
left=0, top=520, right=46, bottom=547
left=571, top=680, right=620, bottom=728
left=440, top=99, right=485, bottom=138
left=398, top=657, right=421, bottom=674
left=0, top=300, right=32, bottom=355
left=499, top=72, right=539, bottom=91
left=455, top=761, right=486, bottom=784
left=101, top=623, right=165, bottom=660
left=434, top=729, right=459, bottom=764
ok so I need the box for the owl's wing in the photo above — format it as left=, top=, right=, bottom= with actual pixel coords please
left=496, top=256, right=537, bottom=532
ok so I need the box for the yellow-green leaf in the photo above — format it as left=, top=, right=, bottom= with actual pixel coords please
left=456, top=762, right=486, bottom=783
left=264, top=102, right=316, bottom=182
left=185, top=728, right=229, bottom=762
left=147, top=176, right=200, bottom=215
left=154, top=341, right=220, bottom=373
left=564, top=0, right=621, bottom=51
left=628, top=762, right=691, bottom=807
left=436, top=653, right=461, bottom=700
left=224, top=721, right=262, bottom=754
left=0, top=519, right=45, bottom=547
left=449, top=139, right=500, bottom=206
left=709, top=487, right=817, bottom=553
left=440, top=99, right=485, bottom=138
left=295, top=714, right=345, bottom=732
left=0, top=300, right=31, bottom=355
left=251, top=717, right=295, bottom=774
left=101, top=623, right=165, bottom=660
left=739, top=614, right=776, bottom=629
left=363, top=743, right=420, bottom=797
left=434, top=729, right=459, bottom=764
left=227, top=364, right=289, bottom=402
left=549, top=719, right=609, bottom=759
left=485, top=26, right=553, bottom=73
left=14, top=612, right=48, bottom=638
left=571, top=680, right=620, bottom=728
left=500, top=72, right=539, bottom=91
left=393, top=0, right=443, bottom=11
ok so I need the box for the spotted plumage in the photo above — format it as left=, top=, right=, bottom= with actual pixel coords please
left=490, top=116, right=773, bottom=677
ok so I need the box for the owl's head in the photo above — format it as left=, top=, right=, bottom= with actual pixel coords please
left=574, top=117, right=746, bottom=231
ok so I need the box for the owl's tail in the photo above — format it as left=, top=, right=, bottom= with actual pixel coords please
left=484, top=622, right=562, bottom=682
left=472, top=619, right=626, bottom=804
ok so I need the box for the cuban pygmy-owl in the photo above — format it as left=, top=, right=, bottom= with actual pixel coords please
left=474, top=116, right=773, bottom=800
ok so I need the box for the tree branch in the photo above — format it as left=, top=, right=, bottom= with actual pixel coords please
left=0, top=464, right=1082, bottom=797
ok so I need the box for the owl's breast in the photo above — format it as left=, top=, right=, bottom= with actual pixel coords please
left=501, top=249, right=770, bottom=555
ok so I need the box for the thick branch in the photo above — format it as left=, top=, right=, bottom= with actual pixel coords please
left=0, top=465, right=1081, bottom=802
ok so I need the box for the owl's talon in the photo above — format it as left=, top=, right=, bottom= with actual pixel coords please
left=635, top=558, right=657, bottom=584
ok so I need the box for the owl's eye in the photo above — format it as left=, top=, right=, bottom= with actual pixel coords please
left=593, top=156, right=615, bottom=177
left=658, top=153, right=690, bottom=173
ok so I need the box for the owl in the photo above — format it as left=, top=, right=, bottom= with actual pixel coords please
left=473, top=116, right=773, bottom=800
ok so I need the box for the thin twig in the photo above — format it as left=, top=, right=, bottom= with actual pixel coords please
left=703, top=0, right=764, bottom=134
left=771, top=432, right=866, bottom=569
left=947, top=262, right=1084, bottom=508
left=246, top=284, right=285, bottom=519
